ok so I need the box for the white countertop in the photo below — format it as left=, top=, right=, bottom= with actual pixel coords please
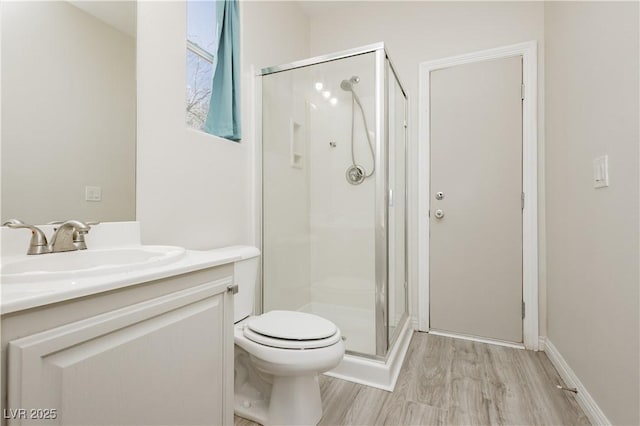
left=1, top=247, right=246, bottom=315
left=1, top=221, right=259, bottom=315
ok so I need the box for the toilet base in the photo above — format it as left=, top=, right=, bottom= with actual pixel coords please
left=235, top=374, right=323, bottom=426
left=234, top=380, right=270, bottom=425
left=269, top=375, right=322, bottom=425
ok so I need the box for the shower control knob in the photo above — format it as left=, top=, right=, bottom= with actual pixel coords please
left=346, top=165, right=366, bottom=185
left=434, top=209, right=445, bottom=219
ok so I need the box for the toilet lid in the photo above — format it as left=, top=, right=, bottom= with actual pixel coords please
left=243, top=326, right=342, bottom=349
left=246, top=311, right=338, bottom=341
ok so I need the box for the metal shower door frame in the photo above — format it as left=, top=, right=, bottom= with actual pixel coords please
left=386, top=59, right=411, bottom=353
left=373, top=48, right=388, bottom=357
left=259, top=42, right=408, bottom=359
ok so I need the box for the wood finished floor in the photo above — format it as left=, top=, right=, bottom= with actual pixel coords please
left=235, top=332, right=590, bottom=425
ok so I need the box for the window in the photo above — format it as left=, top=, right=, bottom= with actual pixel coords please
left=186, top=0, right=241, bottom=141
left=186, top=0, right=217, bottom=131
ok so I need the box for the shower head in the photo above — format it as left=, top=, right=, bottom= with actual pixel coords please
left=340, top=75, right=360, bottom=91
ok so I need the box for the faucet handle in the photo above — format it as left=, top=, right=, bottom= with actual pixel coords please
left=72, top=222, right=100, bottom=250
left=6, top=223, right=50, bottom=255
left=3, top=219, right=25, bottom=226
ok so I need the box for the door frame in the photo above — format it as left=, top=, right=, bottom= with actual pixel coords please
left=417, top=41, right=539, bottom=350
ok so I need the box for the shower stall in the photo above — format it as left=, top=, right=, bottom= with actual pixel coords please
left=259, top=43, right=410, bottom=389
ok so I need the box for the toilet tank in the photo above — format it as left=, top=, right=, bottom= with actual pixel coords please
left=225, top=246, right=260, bottom=323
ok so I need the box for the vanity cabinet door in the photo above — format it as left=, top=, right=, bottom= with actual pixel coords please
left=7, top=277, right=234, bottom=426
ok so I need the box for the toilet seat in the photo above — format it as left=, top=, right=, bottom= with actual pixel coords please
left=243, top=327, right=341, bottom=349
left=243, top=311, right=341, bottom=349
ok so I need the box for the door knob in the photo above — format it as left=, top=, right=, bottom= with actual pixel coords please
left=435, top=191, right=444, bottom=200
left=434, top=209, right=445, bottom=219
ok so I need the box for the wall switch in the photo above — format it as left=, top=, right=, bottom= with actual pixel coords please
left=593, top=155, right=609, bottom=188
left=85, top=185, right=102, bottom=201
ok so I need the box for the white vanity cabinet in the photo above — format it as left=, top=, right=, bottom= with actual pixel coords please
left=1, top=265, right=235, bottom=426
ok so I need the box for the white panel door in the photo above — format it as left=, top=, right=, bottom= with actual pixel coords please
left=429, top=56, right=523, bottom=343
left=8, top=280, right=233, bottom=426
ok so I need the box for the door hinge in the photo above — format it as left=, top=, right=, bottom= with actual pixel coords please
left=403, top=120, right=408, bottom=128
left=521, top=83, right=525, bottom=100
left=521, top=192, right=525, bottom=210
left=522, top=301, right=526, bottom=319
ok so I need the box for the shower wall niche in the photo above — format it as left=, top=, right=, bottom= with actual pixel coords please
left=261, top=44, right=408, bottom=359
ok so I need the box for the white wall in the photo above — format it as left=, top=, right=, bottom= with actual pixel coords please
left=136, top=1, right=309, bottom=249
left=304, top=1, right=546, bottom=331
left=1, top=1, right=135, bottom=225
left=544, top=2, right=640, bottom=424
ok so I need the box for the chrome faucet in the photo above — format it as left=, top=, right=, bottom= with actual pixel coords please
left=4, top=219, right=95, bottom=255
left=49, top=220, right=92, bottom=253
left=48, top=220, right=99, bottom=251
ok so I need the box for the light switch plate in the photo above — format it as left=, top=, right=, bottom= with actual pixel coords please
left=593, top=155, right=609, bottom=188
left=85, top=185, right=102, bottom=201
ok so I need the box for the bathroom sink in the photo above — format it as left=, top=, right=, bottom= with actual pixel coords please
left=1, top=246, right=186, bottom=284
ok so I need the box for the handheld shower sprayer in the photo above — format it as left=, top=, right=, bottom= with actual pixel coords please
left=341, top=75, right=375, bottom=185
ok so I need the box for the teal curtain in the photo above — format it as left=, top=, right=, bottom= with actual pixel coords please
left=204, top=0, right=241, bottom=141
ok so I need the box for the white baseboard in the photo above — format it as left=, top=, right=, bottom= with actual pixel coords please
left=538, top=335, right=546, bottom=351
left=544, top=338, right=611, bottom=425
left=428, top=329, right=525, bottom=349
left=411, top=317, right=419, bottom=330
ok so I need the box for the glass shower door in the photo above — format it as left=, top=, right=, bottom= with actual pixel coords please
left=262, top=52, right=380, bottom=356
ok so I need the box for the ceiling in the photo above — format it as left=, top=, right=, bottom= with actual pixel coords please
left=68, top=0, right=136, bottom=37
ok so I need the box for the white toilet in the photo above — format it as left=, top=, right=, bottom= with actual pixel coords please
left=231, top=247, right=345, bottom=426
